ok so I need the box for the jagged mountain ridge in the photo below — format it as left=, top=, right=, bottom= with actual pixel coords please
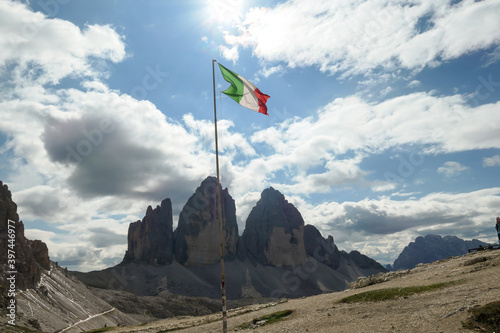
left=174, top=177, right=239, bottom=266
left=392, top=234, right=489, bottom=270
left=240, top=187, right=308, bottom=267
left=123, top=198, right=174, bottom=265
left=0, top=181, right=50, bottom=291
left=74, top=176, right=386, bottom=302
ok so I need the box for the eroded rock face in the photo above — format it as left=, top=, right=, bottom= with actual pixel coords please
left=174, top=176, right=238, bottom=266
left=0, top=181, right=50, bottom=290
left=241, top=187, right=307, bottom=267
left=303, top=224, right=341, bottom=269
left=123, top=198, right=174, bottom=265
left=0, top=181, right=18, bottom=224
left=303, top=224, right=386, bottom=275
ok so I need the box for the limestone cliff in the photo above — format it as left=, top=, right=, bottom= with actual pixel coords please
left=76, top=181, right=388, bottom=302
left=303, top=224, right=341, bottom=269
left=123, top=198, right=174, bottom=265
left=0, top=181, right=137, bottom=332
left=0, top=181, right=50, bottom=291
left=241, top=187, right=307, bottom=267
left=174, top=176, right=238, bottom=266
left=303, top=224, right=387, bottom=277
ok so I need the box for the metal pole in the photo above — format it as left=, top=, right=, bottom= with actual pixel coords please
left=212, top=59, right=228, bottom=333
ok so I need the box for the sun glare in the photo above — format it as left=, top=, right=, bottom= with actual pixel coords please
left=207, top=0, right=245, bottom=26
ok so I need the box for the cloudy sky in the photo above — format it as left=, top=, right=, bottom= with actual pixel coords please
left=1, top=0, right=500, bottom=271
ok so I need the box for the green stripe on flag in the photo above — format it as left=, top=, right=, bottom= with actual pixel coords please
left=218, top=64, right=244, bottom=104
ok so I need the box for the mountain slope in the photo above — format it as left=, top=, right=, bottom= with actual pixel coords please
left=0, top=181, right=137, bottom=332
left=15, top=263, right=138, bottom=332
left=110, top=249, right=500, bottom=333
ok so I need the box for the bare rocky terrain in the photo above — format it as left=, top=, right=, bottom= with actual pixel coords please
left=105, top=249, right=500, bottom=333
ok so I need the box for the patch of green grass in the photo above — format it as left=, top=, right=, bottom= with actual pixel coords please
left=255, top=309, right=293, bottom=324
left=237, top=309, right=293, bottom=330
left=462, top=301, right=500, bottom=332
left=339, top=281, right=459, bottom=303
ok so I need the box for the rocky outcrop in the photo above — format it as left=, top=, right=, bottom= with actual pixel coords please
left=0, top=181, right=50, bottom=291
left=241, top=187, right=307, bottom=267
left=303, top=224, right=386, bottom=276
left=393, top=234, right=488, bottom=270
left=123, top=198, right=174, bottom=265
left=303, top=224, right=341, bottom=269
left=0, top=181, right=19, bottom=223
left=174, top=176, right=238, bottom=266
left=76, top=179, right=387, bottom=304
left=0, top=181, right=138, bottom=332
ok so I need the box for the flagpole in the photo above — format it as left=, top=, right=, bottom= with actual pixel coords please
left=212, top=59, right=228, bottom=333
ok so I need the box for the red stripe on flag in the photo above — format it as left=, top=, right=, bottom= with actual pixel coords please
left=254, top=88, right=270, bottom=115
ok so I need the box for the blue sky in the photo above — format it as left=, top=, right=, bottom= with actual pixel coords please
left=1, top=0, right=500, bottom=271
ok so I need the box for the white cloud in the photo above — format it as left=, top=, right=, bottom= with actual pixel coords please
left=244, top=92, right=500, bottom=196
left=299, top=188, right=500, bottom=264
left=483, top=45, right=500, bottom=67
left=234, top=190, right=261, bottom=230
left=24, top=228, right=57, bottom=245
left=408, top=80, right=421, bottom=88
left=380, top=86, right=392, bottom=96
left=222, top=0, right=500, bottom=76
left=281, top=157, right=368, bottom=195
left=183, top=113, right=256, bottom=158
left=218, top=44, right=239, bottom=63
left=0, top=0, right=125, bottom=85
left=437, top=161, right=469, bottom=178
left=483, top=155, right=500, bottom=167
left=258, top=65, right=285, bottom=78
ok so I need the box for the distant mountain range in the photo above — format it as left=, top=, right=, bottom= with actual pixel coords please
left=74, top=176, right=387, bottom=303
left=391, top=234, right=489, bottom=270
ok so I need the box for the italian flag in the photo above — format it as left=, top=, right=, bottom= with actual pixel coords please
left=218, top=63, right=270, bottom=115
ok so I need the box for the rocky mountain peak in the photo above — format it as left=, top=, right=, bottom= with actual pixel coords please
left=123, top=198, right=174, bottom=265
left=0, top=181, right=19, bottom=224
left=174, top=176, right=238, bottom=266
left=303, top=224, right=386, bottom=277
left=0, top=181, right=50, bottom=290
left=77, top=179, right=388, bottom=301
left=260, top=186, right=284, bottom=203
left=241, top=187, right=307, bottom=267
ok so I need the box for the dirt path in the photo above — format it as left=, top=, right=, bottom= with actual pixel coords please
left=60, top=308, right=116, bottom=332
left=111, top=250, right=500, bottom=333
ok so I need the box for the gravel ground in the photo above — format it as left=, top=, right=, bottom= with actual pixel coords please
left=112, top=249, right=500, bottom=333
